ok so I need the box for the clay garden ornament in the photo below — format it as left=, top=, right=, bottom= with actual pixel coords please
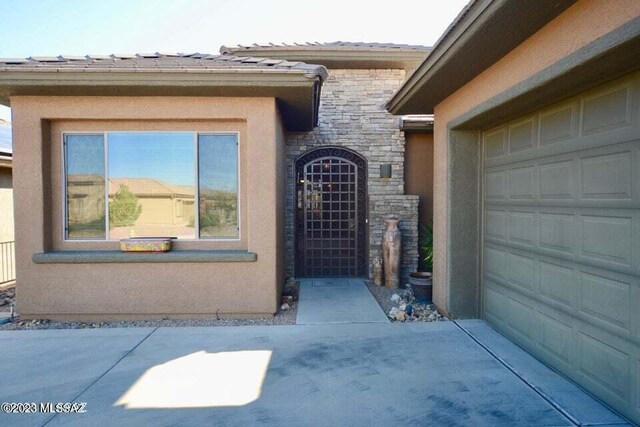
left=382, top=215, right=401, bottom=288
left=372, top=256, right=383, bottom=286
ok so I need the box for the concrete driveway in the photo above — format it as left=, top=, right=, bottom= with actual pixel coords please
left=0, top=321, right=629, bottom=426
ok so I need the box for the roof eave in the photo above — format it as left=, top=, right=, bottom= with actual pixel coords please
left=0, top=69, right=325, bottom=131
left=386, top=0, right=578, bottom=115
left=0, top=155, right=12, bottom=168
left=220, top=49, right=430, bottom=70
left=399, top=116, right=434, bottom=133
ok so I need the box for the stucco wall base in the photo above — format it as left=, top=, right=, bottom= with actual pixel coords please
left=18, top=312, right=276, bottom=322
left=444, top=130, right=480, bottom=318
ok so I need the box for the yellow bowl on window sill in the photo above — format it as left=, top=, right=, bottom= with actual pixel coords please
left=120, top=238, right=173, bottom=253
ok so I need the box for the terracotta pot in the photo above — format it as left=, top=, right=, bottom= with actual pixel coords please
left=382, top=216, right=401, bottom=288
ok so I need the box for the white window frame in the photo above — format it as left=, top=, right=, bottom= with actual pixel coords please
left=62, top=131, right=241, bottom=242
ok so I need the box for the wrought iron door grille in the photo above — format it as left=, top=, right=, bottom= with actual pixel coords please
left=295, top=147, right=367, bottom=278
left=304, top=157, right=357, bottom=276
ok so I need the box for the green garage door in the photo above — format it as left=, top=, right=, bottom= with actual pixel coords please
left=482, top=72, right=640, bottom=422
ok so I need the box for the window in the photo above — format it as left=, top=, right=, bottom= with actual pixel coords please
left=64, top=132, right=239, bottom=241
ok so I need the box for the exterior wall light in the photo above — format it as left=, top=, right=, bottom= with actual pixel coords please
left=380, top=164, right=392, bottom=179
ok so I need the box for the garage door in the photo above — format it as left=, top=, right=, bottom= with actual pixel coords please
left=482, top=72, right=640, bottom=422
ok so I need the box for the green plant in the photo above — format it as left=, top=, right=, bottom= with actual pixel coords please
left=199, top=201, right=222, bottom=229
left=419, top=223, right=434, bottom=272
left=109, top=185, right=142, bottom=228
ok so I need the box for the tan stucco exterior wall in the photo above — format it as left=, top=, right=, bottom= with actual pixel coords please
left=0, top=167, right=13, bottom=243
left=404, top=132, right=434, bottom=227
left=275, top=110, right=286, bottom=299
left=11, top=96, right=284, bottom=319
left=432, top=0, right=640, bottom=313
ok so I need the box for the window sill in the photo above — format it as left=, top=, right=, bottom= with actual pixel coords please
left=32, top=250, right=257, bottom=264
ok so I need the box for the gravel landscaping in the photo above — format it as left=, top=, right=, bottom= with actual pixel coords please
left=366, top=280, right=445, bottom=323
left=0, top=283, right=298, bottom=330
left=0, top=285, right=14, bottom=314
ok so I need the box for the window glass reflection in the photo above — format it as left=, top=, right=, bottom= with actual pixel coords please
left=107, top=132, right=195, bottom=239
left=65, top=134, right=106, bottom=239
left=198, top=134, right=238, bottom=238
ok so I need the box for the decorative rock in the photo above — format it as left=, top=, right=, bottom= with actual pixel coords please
left=405, top=304, right=413, bottom=316
left=390, top=293, right=401, bottom=303
left=282, top=281, right=299, bottom=301
left=394, top=311, right=406, bottom=322
left=281, top=303, right=290, bottom=311
left=281, top=295, right=294, bottom=306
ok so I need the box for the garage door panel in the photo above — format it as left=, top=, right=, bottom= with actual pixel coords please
left=485, top=243, right=640, bottom=344
left=485, top=170, right=507, bottom=200
left=579, top=271, right=632, bottom=333
left=540, top=102, right=578, bottom=146
left=485, top=209, right=507, bottom=240
left=482, top=73, right=640, bottom=422
left=485, top=140, right=640, bottom=209
left=508, top=117, right=537, bottom=153
left=483, top=282, right=509, bottom=326
left=484, top=75, right=639, bottom=169
left=539, top=310, right=574, bottom=368
left=581, top=215, right=632, bottom=266
left=487, top=271, right=640, bottom=355
left=484, top=245, right=508, bottom=280
left=539, top=212, right=577, bottom=254
left=508, top=166, right=537, bottom=199
left=484, top=128, right=507, bottom=159
left=507, top=298, right=537, bottom=344
left=581, top=82, right=633, bottom=135
left=580, top=150, right=633, bottom=200
left=577, top=328, right=632, bottom=403
left=539, top=260, right=576, bottom=309
left=508, top=211, right=536, bottom=246
left=485, top=207, right=640, bottom=277
left=508, top=252, right=538, bottom=292
left=539, top=159, right=577, bottom=200
left=486, top=125, right=640, bottom=169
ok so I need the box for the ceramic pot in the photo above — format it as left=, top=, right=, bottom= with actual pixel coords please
left=409, top=272, right=433, bottom=303
left=382, top=216, right=401, bottom=288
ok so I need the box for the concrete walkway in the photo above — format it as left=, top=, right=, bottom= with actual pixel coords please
left=296, top=278, right=389, bottom=324
left=0, top=321, right=629, bottom=426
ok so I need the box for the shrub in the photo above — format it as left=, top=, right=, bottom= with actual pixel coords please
left=109, top=185, right=142, bottom=228
left=419, top=223, right=433, bottom=272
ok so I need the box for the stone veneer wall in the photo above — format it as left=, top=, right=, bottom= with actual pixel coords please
left=285, top=68, right=419, bottom=280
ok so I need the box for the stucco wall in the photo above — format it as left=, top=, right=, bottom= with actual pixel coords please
left=431, top=0, right=640, bottom=315
left=11, top=96, right=284, bottom=319
left=404, top=132, right=434, bottom=226
left=286, top=69, right=419, bottom=279
left=275, top=109, right=286, bottom=300
left=0, top=167, right=13, bottom=243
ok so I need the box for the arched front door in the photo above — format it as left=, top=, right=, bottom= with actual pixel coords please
left=295, top=147, right=367, bottom=277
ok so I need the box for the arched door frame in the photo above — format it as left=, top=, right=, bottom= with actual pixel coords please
left=294, top=146, right=368, bottom=277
